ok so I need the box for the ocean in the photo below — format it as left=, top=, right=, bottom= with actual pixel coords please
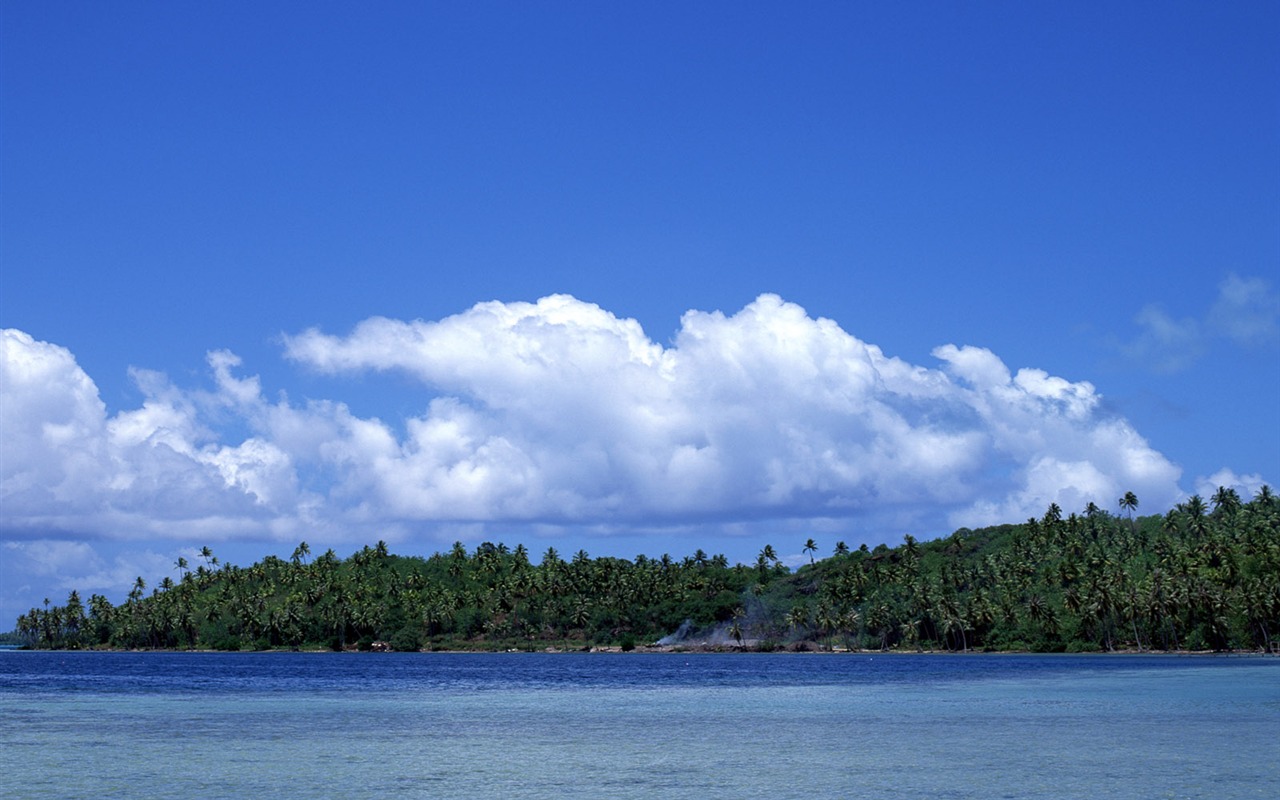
left=1, top=651, right=1276, bottom=799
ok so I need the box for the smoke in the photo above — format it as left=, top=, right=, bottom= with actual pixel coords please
left=654, top=618, right=742, bottom=647
left=656, top=619, right=696, bottom=646
left=655, top=595, right=773, bottom=647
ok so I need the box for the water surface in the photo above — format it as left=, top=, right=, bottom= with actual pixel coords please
left=2, top=652, right=1275, bottom=799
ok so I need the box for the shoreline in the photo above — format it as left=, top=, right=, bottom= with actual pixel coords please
left=7, top=643, right=1275, bottom=657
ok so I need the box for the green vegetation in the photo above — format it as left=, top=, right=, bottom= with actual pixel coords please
left=12, top=488, right=1279, bottom=653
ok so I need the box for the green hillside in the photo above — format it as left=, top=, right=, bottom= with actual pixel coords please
left=14, top=488, right=1279, bottom=654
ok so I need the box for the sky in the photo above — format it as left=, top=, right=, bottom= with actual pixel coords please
left=2, top=3, right=1277, bottom=627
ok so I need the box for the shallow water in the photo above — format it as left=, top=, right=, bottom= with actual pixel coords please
left=1, top=652, right=1276, bottom=799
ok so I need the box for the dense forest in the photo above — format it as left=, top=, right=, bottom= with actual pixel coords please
left=12, top=487, right=1280, bottom=653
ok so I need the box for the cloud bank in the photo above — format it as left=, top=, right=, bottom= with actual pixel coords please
left=3, top=295, right=1197, bottom=547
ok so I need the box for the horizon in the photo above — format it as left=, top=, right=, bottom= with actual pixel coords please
left=2, top=4, right=1277, bottom=626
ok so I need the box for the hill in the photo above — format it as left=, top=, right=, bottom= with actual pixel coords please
left=13, top=487, right=1278, bottom=654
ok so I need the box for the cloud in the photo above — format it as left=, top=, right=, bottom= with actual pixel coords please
left=2, top=540, right=100, bottom=580
left=1193, top=468, right=1269, bottom=502
left=1122, top=306, right=1205, bottom=373
left=1, top=329, right=306, bottom=542
left=3, top=295, right=1192, bottom=548
left=1, top=330, right=110, bottom=517
left=1207, top=273, right=1280, bottom=346
left=2, top=540, right=174, bottom=598
left=287, top=293, right=1184, bottom=529
left=1120, top=273, right=1279, bottom=373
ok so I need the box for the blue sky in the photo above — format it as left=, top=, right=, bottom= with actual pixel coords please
left=2, top=3, right=1277, bottom=627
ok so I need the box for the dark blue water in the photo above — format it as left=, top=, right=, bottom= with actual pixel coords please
left=2, top=651, right=1277, bottom=799
left=3, top=649, right=1203, bottom=692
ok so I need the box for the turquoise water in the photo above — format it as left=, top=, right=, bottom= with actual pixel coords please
left=1, top=652, right=1276, bottom=799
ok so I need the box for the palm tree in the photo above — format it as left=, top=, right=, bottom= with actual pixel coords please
left=833, top=541, right=850, bottom=557
left=1181, top=495, right=1208, bottom=537
left=1240, top=577, right=1276, bottom=653
left=512, top=544, right=530, bottom=570
left=1119, top=491, right=1139, bottom=520
left=784, top=604, right=808, bottom=635
left=902, top=534, right=920, bottom=561
left=1120, top=583, right=1146, bottom=652
left=1043, top=503, right=1063, bottom=525
left=813, top=602, right=837, bottom=650
left=16, top=610, right=38, bottom=647
left=60, top=591, right=86, bottom=648
left=570, top=600, right=591, bottom=631
left=1023, top=594, right=1054, bottom=647
left=803, top=538, right=818, bottom=565
left=1121, top=488, right=1141, bottom=514
left=729, top=606, right=746, bottom=648
left=1211, top=486, right=1241, bottom=520
left=840, top=608, right=861, bottom=650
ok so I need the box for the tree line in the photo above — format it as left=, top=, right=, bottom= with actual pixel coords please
left=12, top=487, right=1279, bottom=653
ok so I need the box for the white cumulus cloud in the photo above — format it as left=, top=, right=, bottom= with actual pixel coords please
left=1, top=330, right=304, bottom=540
left=3, top=295, right=1196, bottom=547
left=285, top=294, right=1185, bottom=529
left=1194, top=468, right=1269, bottom=502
